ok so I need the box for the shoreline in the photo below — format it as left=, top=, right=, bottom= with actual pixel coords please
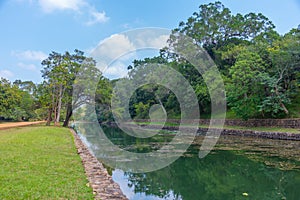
left=105, top=122, right=300, bottom=141
left=70, top=129, right=128, bottom=200
left=158, top=125, right=300, bottom=141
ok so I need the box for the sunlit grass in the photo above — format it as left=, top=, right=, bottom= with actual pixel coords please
left=0, top=126, right=94, bottom=199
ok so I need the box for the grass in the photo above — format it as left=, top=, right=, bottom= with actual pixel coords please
left=133, top=121, right=300, bottom=134
left=0, top=125, right=94, bottom=200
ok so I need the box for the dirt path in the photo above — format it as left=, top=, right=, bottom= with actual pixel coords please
left=0, top=121, right=45, bottom=130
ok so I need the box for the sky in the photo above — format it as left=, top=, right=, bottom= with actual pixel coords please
left=0, top=0, right=300, bottom=83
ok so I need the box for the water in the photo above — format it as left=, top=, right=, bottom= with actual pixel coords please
left=77, top=125, right=300, bottom=200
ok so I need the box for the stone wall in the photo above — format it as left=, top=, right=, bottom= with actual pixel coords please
left=71, top=129, right=128, bottom=200
left=208, top=119, right=300, bottom=128
left=196, top=127, right=300, bottom=141
left=134, top=118, right=300, bottom=128
left=129, top=124, right=300, bottom=141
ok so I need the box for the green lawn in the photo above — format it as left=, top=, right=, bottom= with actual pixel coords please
left=0, top=126, right=94, bottom=200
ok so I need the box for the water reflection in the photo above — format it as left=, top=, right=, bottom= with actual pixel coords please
left=76, top=125, right=300, bottom=200
left=113, top=149, right=300, bottom=200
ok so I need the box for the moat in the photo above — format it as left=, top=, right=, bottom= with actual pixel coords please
left=77, top=125, right=300, bottom=200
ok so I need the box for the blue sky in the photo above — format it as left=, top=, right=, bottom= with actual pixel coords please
left=0, top=0, right=300, bottom=83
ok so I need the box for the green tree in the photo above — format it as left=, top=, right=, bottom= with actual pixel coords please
left=0, top=78, right=36, bottom=121
left=0, top=78, right=21, bottom=119
left=41, top=50, right=101, bottom=127
left=262, top=29, right=300, bottom=116
left=226, top=50, right=266, bottom=120
left=173, top=1, right=274, bottom=48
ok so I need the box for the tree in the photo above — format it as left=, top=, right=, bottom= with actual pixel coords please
left=41, top=51, right=67, bottom=126
left=261, top=29, right=300, bottom=116
left=34, top=81, right=52, bottom=121
left=226, top=50, right=266, bottom=120
left=41, top=50, right=101, bottom=127
left=0, top=78, right=21, bottom=119
left=0, top=78, right=37, bottom=121
left=95, top=77, right=113, bottom=123
left=173, top=1, right=275, bottom=49
left=13, top=80, right=36, bottom=95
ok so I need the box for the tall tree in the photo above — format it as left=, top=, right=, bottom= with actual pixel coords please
left=66, top=55, right=102, bottom=126
left=41, top=51, right=66, bottom=126
left=173, top=1, right=275, bottom=48
left=41, top=50, right=102, bottom=127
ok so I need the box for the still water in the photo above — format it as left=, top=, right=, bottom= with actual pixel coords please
left=77, top=125, right=300, bottom=200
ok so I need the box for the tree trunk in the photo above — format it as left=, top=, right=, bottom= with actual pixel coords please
left=46, top=90, right=56, bottom=126
left=54, top=84, right=63, bottom=126
left=63, top=102, right=73, bottom=127
left=46, top=106, right=52, bottom=126
left=280, top=102, right=289, bottom=115
left=275, top=86, right=289, bottom=115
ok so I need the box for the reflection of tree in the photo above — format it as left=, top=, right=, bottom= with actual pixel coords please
left=76, top=124, right=175, bottom=154
left=101, top=126, right=175, bottom=153
left=124, top=150, right=300, bottom=200
left=76, top=125, right=300, bottom=200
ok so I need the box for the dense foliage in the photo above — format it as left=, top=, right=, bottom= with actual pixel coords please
left=0, top=78, right=36, bottom=121
left=122, top=1, right=300, bottom=120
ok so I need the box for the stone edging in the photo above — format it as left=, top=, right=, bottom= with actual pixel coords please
left=134, top=118, right=300, bottom=128
left=70, top=129, right=128, bottom=200
left=197, top=127, right=300, bottom=141
left=124, top=124, right=300, bottom=141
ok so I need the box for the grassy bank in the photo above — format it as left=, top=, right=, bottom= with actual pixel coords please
left=0, top=126, right=94, bottom=199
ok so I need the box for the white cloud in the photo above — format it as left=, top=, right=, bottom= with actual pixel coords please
left=147, top=34, right=169, bottom=49
left=89, top=29, right=171, bottom=79
left=17, top=62, right=37, bottom=71
left=33, top=0, right=109, bottom=25
left=91, top=34, right=136, bottom=66
left=86, top=10, right=109, bottom=26
left=90, top=34, right=136, bottom=78
left=0, top=70, right=14, bottom=79
left=132, top=30, right=170, bottom=48
left=104, top=61, right=129, bottom=79
left=38, top=0, right=84, bottom=12
left=12, top=50, right=47, bottom=61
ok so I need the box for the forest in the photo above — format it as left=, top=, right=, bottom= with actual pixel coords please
left=0, top=1, right=299, bottom=125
